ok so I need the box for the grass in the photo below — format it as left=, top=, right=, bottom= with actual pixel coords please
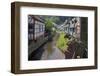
left=56, top=32, right=69, bottom=53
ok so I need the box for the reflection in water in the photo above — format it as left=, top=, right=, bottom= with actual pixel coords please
left=41, top=33, right=65, bottom=60
left=45, top=41, right=52, bottom=56
left=29, top=32, right=65, bottom=60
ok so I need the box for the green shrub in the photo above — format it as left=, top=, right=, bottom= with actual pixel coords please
left=56, top=32, right=69, bottom=53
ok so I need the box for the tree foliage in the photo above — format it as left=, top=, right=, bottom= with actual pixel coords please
left=45, top=16, right=60, bottom=31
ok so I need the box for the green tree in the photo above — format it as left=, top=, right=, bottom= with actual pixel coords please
left=45, top=18, right=53, bottom=31
left=45, top=17, right=60, bottom=31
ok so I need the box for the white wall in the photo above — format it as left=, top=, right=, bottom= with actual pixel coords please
left=0, top=0, right=100, bottom=76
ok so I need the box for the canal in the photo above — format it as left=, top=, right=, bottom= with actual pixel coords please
left=28, top=32, right=65, bottom=60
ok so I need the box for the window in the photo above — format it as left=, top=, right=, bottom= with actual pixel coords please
left=28, top=16, right=34, bottom=41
